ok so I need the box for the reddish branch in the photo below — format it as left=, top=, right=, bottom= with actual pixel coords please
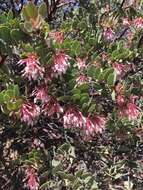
left=0, top=54, right=7, bottom=65
left=44, top=0, right=61, bottom=21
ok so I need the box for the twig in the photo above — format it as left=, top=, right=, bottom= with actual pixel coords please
left=10, top=0, right=16, bottom=17
left=48, top=0, right=61, bottom=21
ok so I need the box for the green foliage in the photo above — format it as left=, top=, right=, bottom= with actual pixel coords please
left=0, top=1, right=143, bottom=189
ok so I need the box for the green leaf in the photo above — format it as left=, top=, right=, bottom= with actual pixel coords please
left=10, top=29, right=27, bottom=42
left=15, top=99, right=23, bottom=109
left=59, top=143, right=71, bottom=153
left=94, top=68, right=101, bottom=79
left=3, top=94, right=11, bottom=102
left=107, top=72, right=117, bottom=86
left=75, top=170, right=83, bottom=178
left=24, top=21, right=33, bottom=33
left=88, top=104, right=96, bottom=113
left=0, top=26, right=11, bottom=43
left=111, top=90, right=116, bottom=101
left=78, top=84, right=88, bottom=92
left=13, top=85, right=20, bottom=96
left=52, top=159, right=61, bottom=167
left=87, top=65, right=96, bottom=78
left=0, top=92, right=4, bottom=103
left=80, top=93, right=89, bottom=104
left=7, top=10, right=13, bottom=20
left=6, top=89, right=15, bottom=97
left=7, top=102, right=17, bottom=111
left=103, top=68, right=114, bottom=80
left=72, top=94, right=81, bottom=101
left=52, top=163, right=63, bottom=174
left=82, top=102, right=88, bottom=108
left=83, top=176, right=92, bottom=184
left=91, top=181, right=98, bottom=190
left=22, top=2, right=38, bottom=20
left=38, top=2, right=47, bottom=18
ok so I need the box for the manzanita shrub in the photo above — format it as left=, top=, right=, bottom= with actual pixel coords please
left=0, top=0, right=143, bottom=189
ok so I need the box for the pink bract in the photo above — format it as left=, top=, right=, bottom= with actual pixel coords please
left=52, top=52, right=70, bottom=76
left=49, top=31, right=64, bottom=44
left=103, top=28, right=114, bottom=40
left=26, top=168, right=39, bottom=190
left=32, top=86, right=49, bottom=103
left=18, top=54, right=44, bottom=81
left=76, top=57, right=86, bottom=70
left=20, top=102, right=40, bottom=126
left=63, top=107, right=86, bottom=129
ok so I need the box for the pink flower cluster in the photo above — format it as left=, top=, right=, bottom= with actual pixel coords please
left=76, top=74, right=89, bottom=86
left=32, top=86, right=49, bottom=103
left=76, top=57, right=87, bottom=70
left=117, top=95, right=140, bottom=121
left=133, top=17, right=143, bottom=29
left=20, top=101, right=40, bottom=126
left=63, top=107, right=85, bottom=129
left=43, top=96, right=63, bottom=117
left=18, top=54, right=44, bottom=81
left=25, top=167, right=39, bottom=190
left=123, top=17, right=143, bottom=29
left=52, top=51, right=70, bottom=76
left=49, top=31, right=64, bottom=44
left=85, top=115, right=106, bottom=139
left=20, top=88, right=63, bottom=125
left=63, top=107, right=106, bottom=139
left=103, top=28, right=114, bottom=40
left=75, top=57, right=88, bottom=86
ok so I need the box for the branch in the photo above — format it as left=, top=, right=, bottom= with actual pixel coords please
left=0, top=55, right=7, bottom=65
left=48, top=0, right=61, bottom=21
left=120, top=0, right=126, bottom=9
left=10, top=0, right=16, bottom=17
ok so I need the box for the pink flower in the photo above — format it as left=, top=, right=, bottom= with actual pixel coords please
left=32, top=86, right=48, bottom=103
left=103, top=28, right=114, bottom=40
left=43, top=96, right=63, bottom=117
left=25, top=168, right=39, bottom=190
left=76, top=75, right=89, bottom=86
left=118, top=97, right=140, bottom=121
left=52, top=52, right=70, bottom=76
left=85, top=117, right=95, bottom=136
left=63, top=107, right=86, bottom=129
left=133, top=17, right=143, bottom=29
left=116, top=95, right=126, bottom=107
left=86, top=115, right=106, bottom=134
left=76, top=57, right=86, bottom=70
left=126, top=103, right=140, bottom=120
left=123, top=18, right=131, bottom=26
left=101, top=52, right=108, bottom=62
left=18, top=54, right=44, bottom=80
left=49, top=31, right=64, bottom=44
left=113, top=63, right=126, bottom=77
left=20, top=102, right=40, bottom=126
